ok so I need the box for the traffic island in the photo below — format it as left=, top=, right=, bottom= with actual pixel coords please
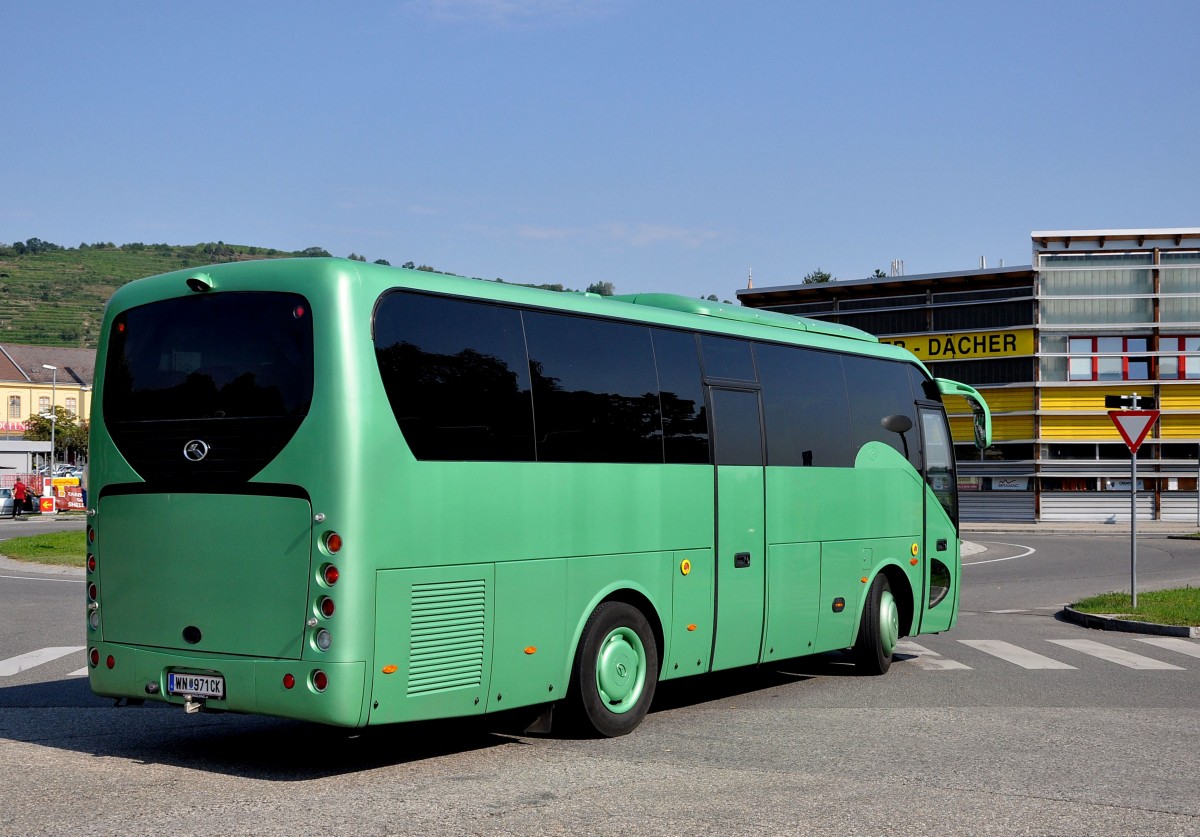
left=1061, top=606, right=1200, bottom=639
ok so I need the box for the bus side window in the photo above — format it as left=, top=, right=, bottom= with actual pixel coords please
left=651, top=329, right=709, bottom=464
left=374, top=292, right=535, bottom=461
left=756, top=343, right=853, bottom=468
left=523, top=312, right=663, bottom=464
left=842, top=355, right=921, bottom=471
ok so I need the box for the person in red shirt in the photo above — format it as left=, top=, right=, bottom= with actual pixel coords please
left=13, top=479, right=27, bottom=520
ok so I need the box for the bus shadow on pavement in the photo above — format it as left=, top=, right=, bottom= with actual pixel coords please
left=2, top=653, right=866, bottom=779
left=650, top=651, right=859, bottom=714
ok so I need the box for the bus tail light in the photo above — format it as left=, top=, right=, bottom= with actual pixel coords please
left=319, top=597, right=335, bottom=618
left=88, top=583, right=98, bottom=602
left=323, top=531, right=342, bottom=554
left=311, top=670, right=328, bottom=692
left=87, top=554, right=96, bottom=573
left=106, top=655, right=115, bottom=669
left=283, top=673, right=295, bottom=690
left=89, top=648, right=99, bottom=667
left=322, top=564, right=339, bottom=586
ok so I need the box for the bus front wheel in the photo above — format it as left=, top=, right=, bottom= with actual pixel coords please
left=567, top=601, right=658, bottom=737
left=854, top=574, right=898, bottom=675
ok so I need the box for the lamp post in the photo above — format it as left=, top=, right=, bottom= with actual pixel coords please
left=42, top=364, right=57, bottom=480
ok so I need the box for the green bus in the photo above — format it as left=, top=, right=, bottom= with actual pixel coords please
left=86, top=258, right=990, bottom=737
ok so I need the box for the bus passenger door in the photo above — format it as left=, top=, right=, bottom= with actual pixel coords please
left=708, top=388, right=767, bottom=671
left=918, top=405, right=959, bottom=634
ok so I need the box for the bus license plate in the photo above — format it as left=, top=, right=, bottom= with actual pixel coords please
left=167, top=672, right=225, bottom=699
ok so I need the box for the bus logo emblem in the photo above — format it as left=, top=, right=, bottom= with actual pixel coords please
left=183, top=440, right=210, bottom=462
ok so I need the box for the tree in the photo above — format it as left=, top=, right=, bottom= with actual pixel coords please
left=374, top=259, right=391, bottom=266
left=802, top=268, right=833, bottom=284
left=872, top=269, right=887, bottom=279
left=586, top=281, right=615, bottom=296
left=23, top=406, right=88, bottom=463
left=300, top=247, right=332, bottom=258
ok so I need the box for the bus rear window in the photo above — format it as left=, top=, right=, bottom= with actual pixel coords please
left=104, top=292, right=314, bottom=423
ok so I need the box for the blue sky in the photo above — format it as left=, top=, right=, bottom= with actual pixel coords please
left=4, top=1, right=1199, bottom=299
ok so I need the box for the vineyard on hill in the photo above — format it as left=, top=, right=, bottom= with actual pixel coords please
left=0, top=240, right=341, bottom=349
left=0, top=239, right=618, bottom=350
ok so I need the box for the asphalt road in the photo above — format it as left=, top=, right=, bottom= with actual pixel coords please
left=2, top=527, right=1199, bottom=835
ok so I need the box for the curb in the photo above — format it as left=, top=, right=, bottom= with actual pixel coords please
left=1061, top=606, right=1200, bottom=638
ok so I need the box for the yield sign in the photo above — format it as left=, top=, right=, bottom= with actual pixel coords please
left=1108, top=410, right=1160, bottom=454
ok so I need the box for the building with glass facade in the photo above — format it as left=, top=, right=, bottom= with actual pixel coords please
left=737, top=227, right=1200, bottom=522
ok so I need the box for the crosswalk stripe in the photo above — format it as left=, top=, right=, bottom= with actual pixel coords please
left=895, top=640, right=972, bottom=670
left=1047, top=639, right=1185, bottom=670
left=68, top=668, right=89, bottom=677
left=0, top=646, right=85, bottom=676
left=958, top=640, right=1077, bottom=669
left=1134, top=637, right=1200, bottom=659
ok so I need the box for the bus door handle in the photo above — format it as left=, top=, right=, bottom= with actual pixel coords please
left=936, top=539, right=948, bottom=552
left=734, top=552, right=751, bottom=568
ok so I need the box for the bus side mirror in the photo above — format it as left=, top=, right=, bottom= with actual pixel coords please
left=881, top=414, right=912, bottom=435
left=934, top=378, right=992, bottom=450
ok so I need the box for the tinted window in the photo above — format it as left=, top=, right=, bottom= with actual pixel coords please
left=756, top=343, right=854, bottom=467
left=921, top=406, right=957, bottom=523
left=700, top=335, right=756, bottom=382
left=105, top=292, right=314, bottom=422
left=524, top=312, right=662, bottom=463
left=843, top=355, right=919, bottom=469
left=652, top=329, right=709, bottom=464
left=374, top=292, right=535, bottom=460
left=710, top=389, right=763, bottom=466
left=103, top=292, right=314, bottom=485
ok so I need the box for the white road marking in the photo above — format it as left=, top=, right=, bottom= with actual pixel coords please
left=958, top=639, right=1076, bottom=669
left=1047, top=639, right=1185, bottom=670
left=1134, top=637, right=1200, bottom=659
left=962, top=542, right=1037, bottom=566
left=0, top=574, right=83, bottom=583
left=0, top=646, right=85, bottom=676
left=895, top=640, right=972, bottom=670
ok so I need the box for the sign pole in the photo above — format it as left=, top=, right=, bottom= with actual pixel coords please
left=1130, top=448, right=1137, bottom=609
left=1107, top=401, right=1159, bottom=612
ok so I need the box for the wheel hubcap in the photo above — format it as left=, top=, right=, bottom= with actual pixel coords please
left=595, top=626, right=646, bottom=714
left=879, top=590, right=899, bottom=657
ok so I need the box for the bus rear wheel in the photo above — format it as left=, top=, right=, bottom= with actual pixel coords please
left=854, top=574, right=898, bottom=675
left=567, top=601, right=658, bottom=737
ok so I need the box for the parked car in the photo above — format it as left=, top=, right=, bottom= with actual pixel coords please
left=0, top=487, right=14, bottom=518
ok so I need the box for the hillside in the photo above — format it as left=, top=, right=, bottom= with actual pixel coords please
left=0, top=239, right=617, bottom=350
left=0, top=241, right=338, bottom=349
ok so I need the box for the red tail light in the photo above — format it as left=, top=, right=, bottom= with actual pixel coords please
left=106, top=655, right=115, bottom=669
left=283, top=673, right=295, bottom=690
left=88, top=583, right=97, bottom=601
left=322, top=564, right=339, bottom=586
left=323, top=531, right=343, bottom=554
left=87, top=554, right=96, bottom=573
left=89, top=648, right=99, bottom=667
left=311, top=670, right=328, bottom=692
left=319, top=597, right=335, bottom=618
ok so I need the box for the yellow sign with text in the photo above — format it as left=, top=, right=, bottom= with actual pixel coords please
left=882, top=329, right=1033, bottom=361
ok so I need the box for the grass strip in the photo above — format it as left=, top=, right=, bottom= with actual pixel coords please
left=0, top=530, right=86, bottom=567
left=1072, top=587, right=1200, bottom=627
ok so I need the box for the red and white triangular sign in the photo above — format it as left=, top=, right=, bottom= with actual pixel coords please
left=1108, top=410, right=1159, bottom=453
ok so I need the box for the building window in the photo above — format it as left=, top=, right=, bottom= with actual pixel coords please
left=7, top=396, right=19, bottom=419
left=66, top=397, right=77, bottom=414
left=1068, top=337, right=1151, bottom=381
left=1160, top=337, right=1200, bottom=379
left=38, top=396, right=50, bottom=414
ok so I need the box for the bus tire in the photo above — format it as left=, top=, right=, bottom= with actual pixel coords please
left=566, top=601, right=658, bottom=737
left=854, top=574, right=898, bottom=675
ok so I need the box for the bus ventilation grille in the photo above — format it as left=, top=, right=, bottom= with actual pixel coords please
left=407, top=579, right=487, bottom=696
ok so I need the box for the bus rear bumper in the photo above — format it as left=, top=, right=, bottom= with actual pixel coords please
left=87, top=642, right=367, bottom=727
